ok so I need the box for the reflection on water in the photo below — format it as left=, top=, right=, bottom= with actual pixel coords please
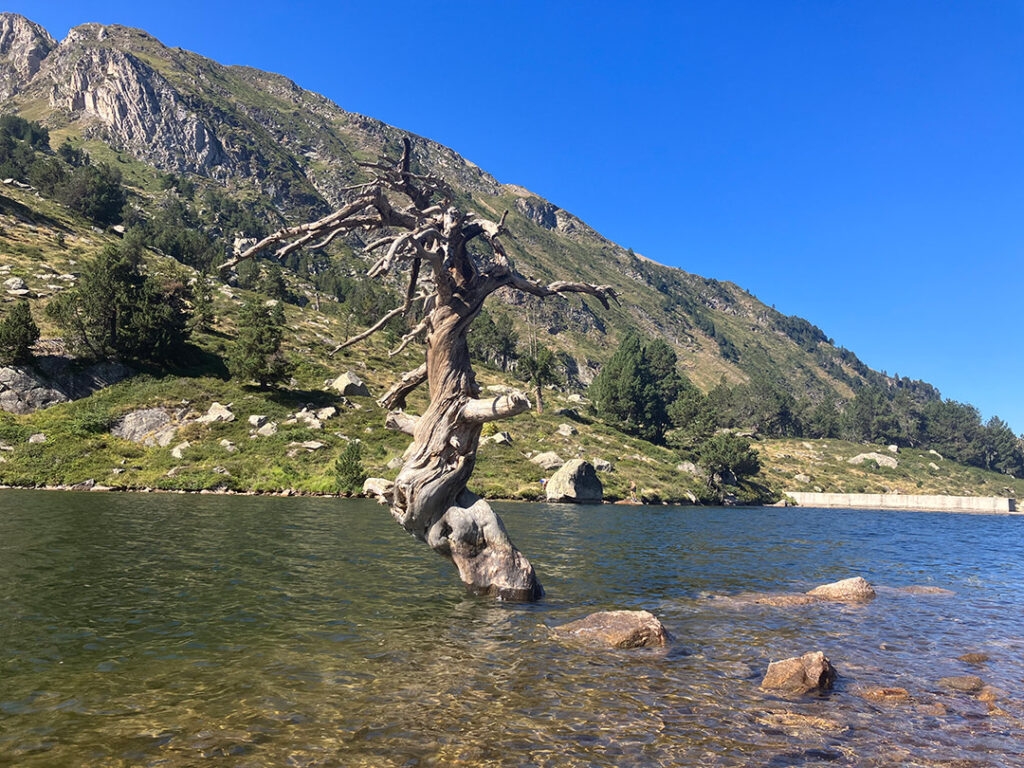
left=1, top=490, right=1023, bottom=766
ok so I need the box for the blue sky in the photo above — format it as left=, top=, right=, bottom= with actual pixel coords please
left=15, top=1, right=1024, bottom=433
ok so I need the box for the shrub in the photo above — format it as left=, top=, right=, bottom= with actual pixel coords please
left=0, top=300, right=39, bottom=365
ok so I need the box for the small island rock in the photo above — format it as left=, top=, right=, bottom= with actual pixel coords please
left=807, top=576, right=876, bottom=602
left=761, top=651, right=837, bottom=694
left=553, top=610, right=669, bottom=649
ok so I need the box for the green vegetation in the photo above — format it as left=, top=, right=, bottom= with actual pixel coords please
left=518, top=347, right=559, bottom=414
left=334, top=441, right=367, bottom=495
left=45, top=239, right=190, bottom=363
left=227, top=297, right=290, bottom=387
left=0, top=300, right=39, bottom=365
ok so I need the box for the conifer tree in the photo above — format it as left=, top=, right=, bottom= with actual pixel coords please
left=228, top=297, right=290, bottom=386
left=0, top=300, right=40, bottom=365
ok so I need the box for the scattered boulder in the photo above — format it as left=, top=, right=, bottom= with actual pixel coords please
left=170, top=441, right=190, bottom=459
left=761, top=651, right=837, bottom=694
left=484, top=431, right=512, bottom=446
left=676, top=461, right=699, bottom=476
left=929, top=449, right=943, bottom=460
left=219, top=439, right=237, bottom=453
left=554, top=407, right=580, bottom=419
left=531, top=451, right=564, bottom=470
left=248, top=414, right=269, bottom=428
left=794, top=473, right=811, bottom=484
left=111, top=408, right=178, bottom=447
left=362, top=477, right=394, bottom=501
left=315, top=406, right=337, bottom=420
left=887, top=444, right=899, bottom=453
left=928, top=462, right=940, bottom=471
left=847, top=452, right=898, bottom=469
left=386, top=457, right=404, bottom=470
left=293, top=409, right=323, bottom=429
left=939, top=676, right=984, bottom=693
left=255, top=421, right=278, bottom=437
left=592, top=457, right=613, bottom=472
left=557, top=423, right=578, bottom=437
left=197, top=402, right=234, bottom=424
left=330, top=371, right=370, bottom=397
left=807, top=576, right=876, bottom=602
left=3, top=276, right=27, bottom=292
left=566, top=393, right=585, bottom=404
left=553, top=610, right=669, bottom=649
left=27, top=432, right=46, bottom=444
left=546, top=459, right=603, bottom=503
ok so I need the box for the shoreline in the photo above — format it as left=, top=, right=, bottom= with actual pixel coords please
left=0, top=483, right=1020, bottom=514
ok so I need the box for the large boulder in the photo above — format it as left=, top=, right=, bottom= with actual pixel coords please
left=806, top=576, right=876, bottom=602
left=330, top=371, right=370, bottom=397
left=530, top=451, right=564, bottom=470
left=546, top=459, right=603, bottom=503
left=553, top=610, right=669, bottom=649
left=111, top=408, right=178, bottom=447
left=847, top=452, right=898, bottom=469
left=761, top=651, right=837, bottom=694
left=362, top=477, right=394, bottom=501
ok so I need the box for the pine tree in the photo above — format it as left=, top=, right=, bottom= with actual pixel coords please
left=588, top=332, right=669, bottom=443
left=228, top=297, right=290, bottom=386
left=0, top=300, right=39, bottom=365
left=190, top=275, right=215, bottom=333
left=335, top=440, right=367, bottom=495
left=518, top=347, right=559, bottom=413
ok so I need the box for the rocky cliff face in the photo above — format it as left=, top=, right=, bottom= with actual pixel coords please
left=43, top=25, right=228, bottom=175
left=0, top=13, right=55, bottom=100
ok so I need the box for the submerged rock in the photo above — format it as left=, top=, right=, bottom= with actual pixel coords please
left=939, top=675, right=984, bottom=693
left=546, top=459, right=602, bottom=503
left=958, top=652, right=990, bottom=664
left=897, top=585, right=955, bottom=596
left=859, top=686, right=911, bottom=705
left=553, top=610, right=669, bottom=649
left=761, top=651, right=837, bottom=694
left=807, top=576, right=876, bottom=602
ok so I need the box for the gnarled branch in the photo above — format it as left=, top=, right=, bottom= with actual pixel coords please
left=461, top=392, right=531, bottom=423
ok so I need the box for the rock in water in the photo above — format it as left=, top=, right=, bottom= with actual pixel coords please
left=330, top=371, right=370, bottom=397
left=807, top=576, right=876, bottom=602
left=546, top=459, right=603, bottom=503
left=553, top=610, right=669, bottom=649
left=939, top=675, right=984, bottom=693
left=761, top=651, right=837, bottom=694
left=530, top=451, right=564, bottom=470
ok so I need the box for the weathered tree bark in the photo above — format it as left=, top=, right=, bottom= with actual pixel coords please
left=222, top=139, right=615, bottom=600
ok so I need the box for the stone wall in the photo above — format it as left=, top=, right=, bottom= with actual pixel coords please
left=787, top=492, right=1017, bottom=514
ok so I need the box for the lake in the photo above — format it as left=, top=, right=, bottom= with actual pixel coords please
left=1, top=490, right=1022, bottom=766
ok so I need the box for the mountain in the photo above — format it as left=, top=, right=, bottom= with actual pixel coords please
left=0, top=11, right=904, bottom=401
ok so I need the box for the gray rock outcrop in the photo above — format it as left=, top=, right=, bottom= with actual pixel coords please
left=111, top=408, right=178, bottom=447
left=761, top=651, right=837, bottom=694
left=0, top=366, right=68, bottom=413
left=0, top=359, right=132, bottom=415
left=330, top=371, right=370, bottom=397
left=197, top=402, right=234, bottom=424
left=553, top=610, right=669, bottom=649
left=546, top=459, right=603, bottom=503
left=0, top=13, right=55, bottom=100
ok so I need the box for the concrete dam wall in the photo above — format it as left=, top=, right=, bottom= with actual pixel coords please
left=787, top=492, right=1017, bottom=514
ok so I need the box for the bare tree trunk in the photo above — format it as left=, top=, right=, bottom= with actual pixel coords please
left=222, top=138, right=615, bottom=601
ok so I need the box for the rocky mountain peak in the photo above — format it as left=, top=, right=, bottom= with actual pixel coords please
left=0, top=12, right=56, bottom=99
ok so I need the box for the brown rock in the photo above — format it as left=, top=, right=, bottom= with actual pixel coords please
left=939, top=675, right=984, bottom=693
left=860, top=686, right=911, bottom=705
left=958, top=652, right=990, bottom=664
left=806, top=576, right=876, bottom=602
left=553, top=610, right=669, bottom=649
left=752, top=594, right=822, bottom=607
left=916, top=702, right=947, bottom=716
left=761, top=651, right=837, bottom=694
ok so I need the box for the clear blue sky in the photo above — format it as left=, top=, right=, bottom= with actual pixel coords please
left=15, top=1, right=1024, bottom=433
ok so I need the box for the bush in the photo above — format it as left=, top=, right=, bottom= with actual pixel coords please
left=698, top=432, right=761, bottom=487
left=335, top=441, right=366, bottom=494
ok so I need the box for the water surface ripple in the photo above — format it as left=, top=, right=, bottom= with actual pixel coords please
left=1, top=490, right=1022, bottom=766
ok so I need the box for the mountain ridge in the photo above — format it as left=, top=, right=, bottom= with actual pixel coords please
left=0, top=12, right=932, bottom=402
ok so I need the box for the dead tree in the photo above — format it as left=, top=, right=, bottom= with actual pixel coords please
left=222, top=139, right=616, bottom=600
